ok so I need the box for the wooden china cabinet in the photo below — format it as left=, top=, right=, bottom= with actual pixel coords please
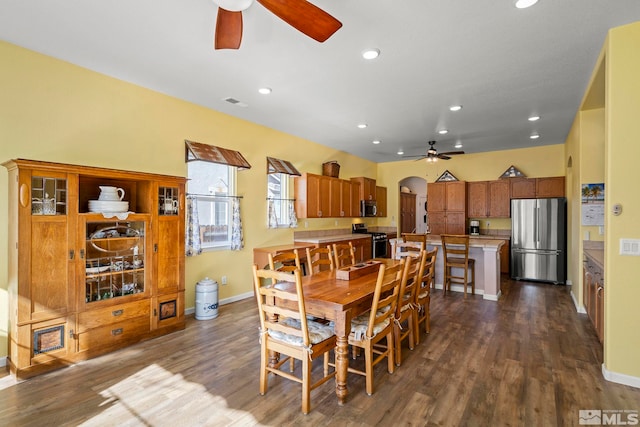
left=4, top=159, right=186, bottom=379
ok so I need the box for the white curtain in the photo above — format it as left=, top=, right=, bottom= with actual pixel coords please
left=267, top=199, right=278, bottom=228
left=185, top=196, right=202, bottom=256
left=288, top=200, right=297, bottom=228
left=231, top=197, right=244, bottom=250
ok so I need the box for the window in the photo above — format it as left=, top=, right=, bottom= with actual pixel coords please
left=267, top=173, right=292, bottom=227
left=187, top=161, right=236, bottom=249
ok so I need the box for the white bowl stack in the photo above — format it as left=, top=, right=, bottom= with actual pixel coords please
left=88, top=200, right=129, bottom=213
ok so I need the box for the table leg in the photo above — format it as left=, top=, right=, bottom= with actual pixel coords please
left=334, top=311, right=351, bottom=405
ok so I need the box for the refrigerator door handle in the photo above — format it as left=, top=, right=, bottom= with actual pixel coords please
left=513, top=248, right=562, bottom=256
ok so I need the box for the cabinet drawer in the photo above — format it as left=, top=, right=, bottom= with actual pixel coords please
left=78, top=315, right=150, bottom=352
left=78, top=299, right=150, bottom=332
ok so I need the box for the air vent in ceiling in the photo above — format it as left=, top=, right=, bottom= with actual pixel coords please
left=223, top=97, right=248, bottom=107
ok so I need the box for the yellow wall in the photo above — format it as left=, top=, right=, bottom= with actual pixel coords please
left=580, top=108, right=606, bottom=243
left=603, top=22, right=640, bottom=380
left=0, top=41, right=376, bottom=359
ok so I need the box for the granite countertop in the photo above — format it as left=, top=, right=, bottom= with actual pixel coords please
left=584, top=241, right=604, bottom=270
left=390, top=236, right=506, bottom=249
left=294, top=234, right=371, bottom=244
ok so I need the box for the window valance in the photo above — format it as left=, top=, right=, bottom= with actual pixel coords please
left=266, top=157, right=301, bottom=176
left=185, top=140, right=251, bottom=170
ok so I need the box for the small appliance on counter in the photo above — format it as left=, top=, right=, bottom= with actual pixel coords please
left=469, top=220, right=480, bottom=236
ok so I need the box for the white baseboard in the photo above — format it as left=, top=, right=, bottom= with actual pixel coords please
left=483, top=290, right=501, bottom=301
left=185, top=291, right=254, bottom=316
left=0, top=356, right=6, bottom=368
left=433, top=283, right=486, bottom=296
left=603, top=364, right=640, bottom=389
left=570, top=288, right=587, bottom=314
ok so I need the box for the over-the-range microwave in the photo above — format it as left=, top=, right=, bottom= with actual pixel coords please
left=360, top=200, right=377, bottom=217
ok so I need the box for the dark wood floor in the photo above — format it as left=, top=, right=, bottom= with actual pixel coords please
left=1, top=277, right=639, bottom=426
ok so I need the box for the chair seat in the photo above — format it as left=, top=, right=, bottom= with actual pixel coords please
left=269, top=317, right=335, bottom=346
left=417, top=289, right=429, bottom=299
left=351, top=311, right=391, bottom=341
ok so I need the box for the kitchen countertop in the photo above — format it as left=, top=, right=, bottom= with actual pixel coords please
left=294, top=234, right=371, bottom=244
left=584, top=241, right=604, bottom=270
left=390, top=236, right=506, bottom=249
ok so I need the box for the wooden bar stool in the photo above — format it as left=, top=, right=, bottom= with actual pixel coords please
left=441, top=234, right=475, bottom=298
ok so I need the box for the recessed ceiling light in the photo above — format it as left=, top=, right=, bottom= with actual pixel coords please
left=258, top=87, right=272, bottom=95
left=372, top=140, right=381, bottom=145
left=528, top=115, right=540, bottom=121
left=438, top=129, right=449, bottom=135
left=362, top=48, right=380, bottom=60
left=397, top=149, right=404, bottom=155
left=515, top=0, right=538, bottom=9
left=530, top=133, right=540, bottom=139
left=357, top=123, right=368, bottom=129
left=449, top=105, right=463, bottom=112
left=454, top=142, right=463, bottom=149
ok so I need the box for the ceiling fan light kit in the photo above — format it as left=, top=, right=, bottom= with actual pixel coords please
left=515, top=0, right=539, bottom=9
left=213, top=0, right=254, bottom=12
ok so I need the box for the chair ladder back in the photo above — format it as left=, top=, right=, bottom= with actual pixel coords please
left=366, top=261, right=404, bottom=338
left=268, top=250, right=302, bottom=273
left=393, top=241, right=425, bottom=260
left=306, top=246, right=334, bottom=275
left=333, top=242, right=356, bottom=268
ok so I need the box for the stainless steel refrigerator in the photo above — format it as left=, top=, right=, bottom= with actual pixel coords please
left=510, top=198, right=567, bottom=284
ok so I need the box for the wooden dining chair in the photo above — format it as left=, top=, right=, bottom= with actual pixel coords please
left=342, top=261, right=403, bottom=396
left=393, top=249, right=425, bottom=366
left=402, top=233, right=428, bottom=246
left=414, top=248, right=436, bottom=344
left=333, top=242, right=356, bottom=268
left=252, top=265, right=336, bottom=415
left=268, top=249, right=302, bottom=275
left=392, top=241, right=425, bottom=260
left=306, top=246, right=334, bottom=275
left=441, top=234, right=475, bottom=297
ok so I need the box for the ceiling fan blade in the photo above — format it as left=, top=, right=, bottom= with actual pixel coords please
left=437, top=154, right=452, bottom=160
left=215, top=8, right=243, bottom=50
left=257, top=0, right=342, bottom=42
left=439, top=151, right=465, bottom=156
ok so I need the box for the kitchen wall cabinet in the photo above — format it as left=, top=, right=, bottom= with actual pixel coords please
left=295, top=173, right=361, bottom=218
left=536, top=176, right=565, bottom=198
left=510, top=176, right=565, bottom=198
left=351, top=176, right=376, bottom=201
left=400, top=192, right=416, bottom=234
left=376, top=186, right=387, bottom=217
left=4, top=159, right=186, bottom=379
left=427, top=181, right=467, bottom=235
left=469, top=180, right=510, bottom=218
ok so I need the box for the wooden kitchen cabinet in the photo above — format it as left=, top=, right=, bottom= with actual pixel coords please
left=351, top=176, right=376, bottom=201
left=510, top=176, right=565, bottom=198
left=583, top=253, right=604, bottom=344
left=499, top=239, right=509, bottom=274
left=489, top=180, right=511, bottom=217
left=295, top=173, right=361, bottom=218
left=467, top=181, right=489, bottom=218
left=376, top=186, right=387, bottom=217
left=4, top=159, right=186, bottom=379
left=400, top=192, right=416, bottom=234
left=536, top=176, right=565, bottom=197
left=427, top=181, right=467, bottom=235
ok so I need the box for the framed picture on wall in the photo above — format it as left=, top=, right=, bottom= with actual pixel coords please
left=581, top=183, right=604, bottom=225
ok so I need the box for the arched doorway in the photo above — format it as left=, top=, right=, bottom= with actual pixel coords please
left=398, top=176, right=427, bottom=234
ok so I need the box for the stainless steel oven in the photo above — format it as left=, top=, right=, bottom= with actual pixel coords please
left=352, top=224, right=388, bottom=258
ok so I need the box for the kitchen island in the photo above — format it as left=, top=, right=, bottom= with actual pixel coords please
left=390, top=236, right=506, bottom=301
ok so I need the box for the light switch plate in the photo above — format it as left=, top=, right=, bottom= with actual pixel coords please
left=620, top=238, right=640, bottom=256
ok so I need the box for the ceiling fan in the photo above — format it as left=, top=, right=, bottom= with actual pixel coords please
left=407, top=140, right=465, bottom=162
left=212, top=0, right=343, bottom=50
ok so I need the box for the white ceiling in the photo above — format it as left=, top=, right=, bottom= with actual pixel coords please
left=2, top=1, right=640, bottom=163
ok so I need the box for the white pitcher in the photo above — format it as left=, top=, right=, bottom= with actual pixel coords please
left=99, top=186, right=125, bottom=201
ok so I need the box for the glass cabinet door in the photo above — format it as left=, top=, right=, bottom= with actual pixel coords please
left=159, top=186, right=179, bottom=216
left=31, top=176, right=67, bottom=215
left=84, top=221, right=146, bottom=303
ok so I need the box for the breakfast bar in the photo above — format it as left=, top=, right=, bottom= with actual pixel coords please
left=390, top=236, right=506, bottom=300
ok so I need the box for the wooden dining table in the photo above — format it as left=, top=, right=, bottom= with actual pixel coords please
left=274, top=258, right=401, bottom=405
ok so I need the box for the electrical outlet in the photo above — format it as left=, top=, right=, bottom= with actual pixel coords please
left=304, top=221, right=308, bottom=228
left=221, top=275, right=227, bottom=285
left=335, top=220, right=338, bottom=226
left=486, top=221, right=490, bottom=228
